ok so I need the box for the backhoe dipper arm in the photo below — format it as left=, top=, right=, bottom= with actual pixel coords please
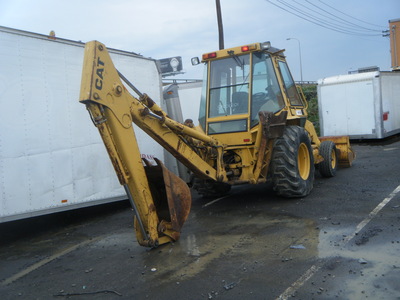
left=79, top=41, right=224, bottom=247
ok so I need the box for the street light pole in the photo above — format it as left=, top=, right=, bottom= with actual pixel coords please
left=287, top=38, right=303, bottom=83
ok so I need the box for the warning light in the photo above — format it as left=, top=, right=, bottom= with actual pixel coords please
left=241, top=44, right=257, bottom=52
left=202, top=52, right=217, bottom=60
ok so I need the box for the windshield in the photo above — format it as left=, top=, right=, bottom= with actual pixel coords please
left=208, top=54, right=250, bottom=118
left=201, top=51, right=285, bottom=134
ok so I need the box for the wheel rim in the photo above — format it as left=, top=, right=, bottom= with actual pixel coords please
left=330, top=148, right=337, bottom=169
left=298, top=143, right=311, bottom=180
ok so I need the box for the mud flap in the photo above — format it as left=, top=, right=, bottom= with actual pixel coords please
left=319, top=136, right=355, bottom=167
left=143, top=158, right=191, bottom=242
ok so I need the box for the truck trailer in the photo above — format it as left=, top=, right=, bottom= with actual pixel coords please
left=318, top=71, right=400, bottom=139
left=0, top=26, right=165, bottom=222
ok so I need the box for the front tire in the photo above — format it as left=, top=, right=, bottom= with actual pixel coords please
left=271, top=126, right=315, bottom=197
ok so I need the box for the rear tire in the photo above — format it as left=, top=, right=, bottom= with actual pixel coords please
left=319, top=140, right=338, bottom=177
left=271, top=126, right=314, bottom=197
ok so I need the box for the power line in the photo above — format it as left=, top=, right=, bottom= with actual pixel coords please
left=278, top=0, right=380, bottom=35
left=318, top=0, right=387, bottom=29
left=266, top=0, right=384, bottom=37
left=303, top=0, right=382, bottom=32
left=275, top=0, right=382, bottom=36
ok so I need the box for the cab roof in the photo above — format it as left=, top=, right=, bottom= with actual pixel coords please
left=201, top=42, right=285, bottom=62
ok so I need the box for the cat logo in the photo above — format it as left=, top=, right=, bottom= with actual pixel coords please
left=95, top=56, right=104, bottom=90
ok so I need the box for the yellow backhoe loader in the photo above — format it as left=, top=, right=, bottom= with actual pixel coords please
left=79, top=41, right=354, bottom=248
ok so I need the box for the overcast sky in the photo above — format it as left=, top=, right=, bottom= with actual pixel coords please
left=1, top=0, right=399, bottom=81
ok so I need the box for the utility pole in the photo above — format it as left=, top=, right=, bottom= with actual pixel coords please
left=215, top=0, right=224, bottom=50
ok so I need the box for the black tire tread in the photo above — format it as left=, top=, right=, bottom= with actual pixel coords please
left=271, top=126, right=314, bottom=198
left=319, top=140, right=338, bottom=178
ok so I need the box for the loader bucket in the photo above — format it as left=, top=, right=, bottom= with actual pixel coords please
left=319, top=136, right=355, bottom=167
left=143, top=158, right=191, bottom=241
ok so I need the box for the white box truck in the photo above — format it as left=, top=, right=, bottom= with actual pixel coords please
left=317, top=71, right=400, bottom=139
left=0, top=26, right=165, bottom=222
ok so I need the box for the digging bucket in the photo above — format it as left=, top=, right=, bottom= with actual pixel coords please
left=143, top=158, right=192, bottom=241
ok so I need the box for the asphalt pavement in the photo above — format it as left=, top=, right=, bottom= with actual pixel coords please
left=1, top=139, right=399, bottom=300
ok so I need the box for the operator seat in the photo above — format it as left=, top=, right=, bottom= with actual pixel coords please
left=232, top=92, right=248, bottom=114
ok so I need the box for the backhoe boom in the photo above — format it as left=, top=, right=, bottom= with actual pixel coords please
left=79, top=41, right=217, bottom=247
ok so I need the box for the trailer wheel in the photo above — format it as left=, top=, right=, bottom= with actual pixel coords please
left=271, top=126, right=314, bottom=197
left=318, top=140, right=338, bottom=177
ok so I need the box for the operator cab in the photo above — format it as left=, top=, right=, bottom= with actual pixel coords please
left=198, top=42, right=305, bottom=146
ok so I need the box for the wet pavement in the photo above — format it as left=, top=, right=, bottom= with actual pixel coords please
left=1, top=139, right=400, bottom=299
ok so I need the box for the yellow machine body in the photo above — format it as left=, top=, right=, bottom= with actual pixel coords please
left=79, top=41, right=354, bottom=247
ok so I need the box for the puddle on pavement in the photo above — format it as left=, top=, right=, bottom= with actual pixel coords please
left=343, top=257, right=400, bottom=299
left=316, top=224, right=400, bottom=298
left=116, top=211, right=322, bottom=285
left=317, top=225, right=355, bottom=257
left=321, top=242, right=400, bottom=299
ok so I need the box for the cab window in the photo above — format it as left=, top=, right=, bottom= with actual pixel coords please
left=251, top=52, right=284, bottom=127
left=278, top=61, right=302, bottom=106
left=208, top=54, right=250, bottom=118
left=198, top=65, right=208, bottom=130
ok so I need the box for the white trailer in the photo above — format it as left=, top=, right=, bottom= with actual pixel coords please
left=0, top=26, right=164, bottom=222
left=163, top=81, right=203, bottom=125
left=317, top=71, right=400, bottom=139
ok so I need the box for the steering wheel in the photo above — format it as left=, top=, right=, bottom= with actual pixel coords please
left=253, top=92, right=267, bottom=101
